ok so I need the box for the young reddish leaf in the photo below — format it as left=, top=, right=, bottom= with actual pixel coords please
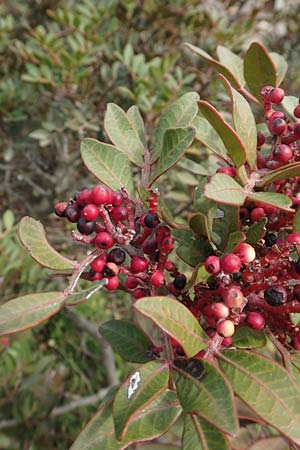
left=198, top=101, right=246, bottom=168
left=184, top=43, right=243, bottom=89
left=182, top=414, right=230, bottom=450
left=247, top=192, right=293, bottom=213
left=18, top=217, right=76, bottom=270
left=219, top=350, right=300, bottom=445
left=246, top=218, right=267, bottom=245
left=104, top=103, right=145, bottom=166
left=126, top=105, right=147, bottom=149
left=152, top=91, right=199, bottom=162
left=134, top=296, right=207, bottom=358
left=192, top=116, right=229, bottom=162
left=113, top=361, right=169, bottom=439
left=81, top=138, right=135, bottom=196
left=243, top=42, right=277, bottom=100
left=233, top=327, right=267, bottom=348
left=217, top=45, right=246, bottom=87
left=219, top=75, right=257, bottom=170
left=174, top=359, right=238, bottom=436
left=150, top=127, right=195, bottom=185
left=256, top=162, right=300, bottom=187
left=204, top=174, right=247, bottom=206
left=99, top=319, right=152, bottom=363
left=269, top=52, right=288, bottom=86
left=189, top=213, right=210, bottom=240
left=223, top=231, right=246, bottom=255
left=0, top=292, right=65, bottom=336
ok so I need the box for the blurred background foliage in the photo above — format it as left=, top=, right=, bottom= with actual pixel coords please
left=1, top=0, right=300, bottom=448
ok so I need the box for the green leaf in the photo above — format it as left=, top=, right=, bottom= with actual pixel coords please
left=213, top=205, right=240, bottom=252
left=194, top=179, right=218, bottom=237
left=184, top=43, right=243, bottom=89
left=3, top=209, right=14, bottom=231
left=256, top=162, right=300, bottom=187
left=248, top=436, right=290, bottom=450
left=247, top=192, right=293, bottom=213
left=182, top=414, right=230, bottom=450
left=198, top=101, right=246, bottom=167
left=204, top=174, right=246, bottom=206
left=18, top=217, right=76, bottom=270
left=173, top=359, right=238, bottom=435
left=269, top=52, right=288, bottom=86
left=192, top=116, right=229, bottom=162
left=71, top=390, right=181, bottom=450
left=150, top=127, right=195, bottom=185
left=152, top=92, right=199, bottom=162
left=134, top=296, right=207, bottom=358
left=113, top=361, right=169, bottom=439
left=217, top=45, right=246, bottom=87
left=81, top=138, right=135, bottom=196
left=189, top=213, right=209, bottom=240
left=220, top=75, right=257, bottom=170
left=293, top=208, right=300, bottom=233
left=282, top=95, right=298, bottom=117
left=219, top=350, right=300, bottom=445
left=99, top=320, right=152, bottom=363
left=233, top=327, right=267, bottom=348
left=127, top=105, right=147, bottom=149
left=223, top=231, right=245, bottom=255
left=243, top=42, right=277, bottom=100
left=104, top=103, right=144, bottom=166
left=66, top=281, right=108, bottom=306
left=246, top=218, right=267, bottom=245
left=0, top=292, right=65, bottom=336
left=173, top=229, right=213, bottom=266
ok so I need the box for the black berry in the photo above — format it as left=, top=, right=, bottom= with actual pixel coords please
left=143, top=213, right=159, bottom=229
left=265, top=233, right=277, bottom=247
left=77, top=217, right=96, bottom=235
left=108, top=248, right=126, bottom=265
left=173, top=275, right=187, bottom=290
left=66, top=204, right=80, bottom=223
left=264, top=285, right=287, bottom=306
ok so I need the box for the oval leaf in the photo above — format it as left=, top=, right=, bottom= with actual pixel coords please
left=99, top=319, right=152, bottom=363
left=0, top=292, right=65, bottom=336
left=198, top=101, right=246, bottom=168
left=204, top=174, right=247, bottom=206
left=217, top=45, right=246, bottom=87
left=189, top=213, right=210, bottom=240
left=183, top=414, right=230, bottom=450
left=247, top=192, right=293, bottom=212
left=256, top=162, right=300, bottom=187
left=113, top=361, right=169, bottom=439
left=19, top=217, right=76, bottom=270
left=134, top=296, right=207, bottom=358
left=233, top=327, right=267, bottom=348
left=152, top=91, right=199, bottom=162
left=174, top=359, right=238, bottom=435
left=192, top=116, right=229, bottom=162
left=269, top=52, right=288, bottom=86
left=219, top=350, right=300, bottom=445
left=127, top=105, right=147, bottom=149
left=104, top=103, right=145, bottom=166
left=246, top=218, right=267, bottom=245
left=243, top=42, right=277, bottom=100
left=150, top=127, right=195, bottom=185
left=282, top=95, right=298, bottom=117
left=81, top=138, right=135, bottom=196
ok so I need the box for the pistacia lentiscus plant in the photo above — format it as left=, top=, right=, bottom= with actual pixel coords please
left=2, top=42, right=300, bottom=450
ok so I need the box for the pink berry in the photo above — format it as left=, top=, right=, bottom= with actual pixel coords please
left=234, top=243, right=256, bottom=263
left=246, top=312, right=265, bottom=330
left=125, top=276, right=139, bottom=290
left=151, top=271, right=165, bottom=288
left=54, top=202, right=68, bottom=217
left=269, top=87, right=285, bottom=104
left=90, top=254, right=107, bottom=272
left=273, top=144, right=293, bottom=163
left=103, top=262, right=119, bottom=277
left=210, top=302, right=230, bottom=319
left=221, top=336, right=233, bottom=347
left=217, top=319, right=235, bottom=337
left=105, top=276, right=119, bottom=291
left=294, top=123, right=300, bottom=138
left=268, top=117, right=287, bottom=135
left=111, top=206, right=127, bottom=222
left=221, top=254, right=242, bottom=274
left=294, top=104, right=300, bottom=119
left=112, top=191, right=123, bottom=206
left=205, top=255, right=221, bottom=275
left=160, top=236, right=175, bottom=254
left=250, top=207, right=266, bottom=222
left=131, top=256, right=149, bottom=272
left=222, top=287, right=244, bottom=309
left=92, top=185, right=110, bottom=204
left=257, top=132, right=265, bottom=147
left=268, top=111, right=285, bottom=122
left=77, top=189, right=93, bottom=206
left=260, top=85, right=274, bottom=101
left=287, top=233, right=300, bottom=245
left=94, top=232, right=114, bottom=249
left=82, top=204, right=99, bottom=221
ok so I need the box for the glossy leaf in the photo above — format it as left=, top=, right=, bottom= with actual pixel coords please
left=99, top=319, right=152, bottom=363
left=104, top=103, right=144, bottom=166
left=174, top=359, right=238, bottom=435
left=81, top=138, right=135, bottom=195
left=219, top=350, right=300, bottom=444
left=18, top=217, right=76, bottom=270
left=243, top=42, right=277, bottom=100
left=184, top=43, right=242, bottom=89
left=233, top=327, right=267, bottom=348
left=269, top=52, right=288, bottom=86
left=192, top=115, right=229, bottom=162
left=220, top=75, right=257, bottom=170
left=182, top=414, right=230, bottom=450
left=173, top=229, right=213, bottom=266
left=217, top=45, right=245, bottom=87
left=247, top=192, right=293, bottom=212
left=198, top=101, right=246, bottom=167
left=0, top=292, right=65, bottom=336
left=113, top=361, right=169, bottom=439
left=150, top=127, right=195, bottom=185
left=134, top=296, right=207, bottom=358
left=152, top=91, right=199, bottom=162
left=282, top=95, right=298, bottom=117
left=256, top=162, right=300, bottom=187
left=127, top=105, right=147, bottom=149
left=246, top=218, right=267, bottom=245
left=204, top=174, right=246, bottom=206
left=71, top=390, right=181, bottom=450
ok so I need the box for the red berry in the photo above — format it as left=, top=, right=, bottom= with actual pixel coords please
left=92, top=185, right=110, bottom=204
left=151, top=271, right=165, bottom=288
left=268, top=111, right=285, bottom=122
left=132, top=288, right=148, bottom=299
left=294, top=123, right=300, bottom=138
left=257, top=132, right=265, bottom=147
left=294, top=104, right=300, bottom=119
left=273, top=144, right=293, bottom=163
left=94, top=232, right=114, bottom=249
left=260, top=85, right=274, bottom=101
left=90, top=254, right=107, bottom=272
left=217, top=319, right=235, bottom=337
left=216, top=166, right=236, bottom=176
left=105, top=276, right=119, bottom=291
left=287, top=233, right=300, bottom=245
left=77, top=189, right=93, bottom=206
left=205, top=255, right=221, bottom=275
left=111, top=206, right=127, bottom=222
left=160, top=236, right=175, bottom=254
left=112, top=191, right=123, bottom=206
left=66, top=204, right=80, bottom=223
left=125, top=276, right=139, bottom=289
left=265, top=159, right=283, bottom=170
left=142, top=239, right=158, bottom=255
left=165, top=261, right=175, bottom=271
left=221, top=336, right=233, bottom=347
left=250, top=207, right=266, bottom=222
left=131, top=255, right=149, bottom=272
left=88, top=270, right=103, bottom=281
left=103, top=262, right=119, bottom=277
left=268, top=118, right=287, bottom=135
left=221, top=254, right=242, bottom=274
left=246, top=312, right=265, bottom=330
left=54, top=202, right=68, bottom=217
left=222, top=287, right=244, bottom=308
left=234, top=243, right=256, bottom=263
left=82, top=204, right=99, bottom=221
left=269, top=87, right=285, bottom=104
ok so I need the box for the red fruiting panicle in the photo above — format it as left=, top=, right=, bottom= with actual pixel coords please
left=221, top=254, right=242, bottom=274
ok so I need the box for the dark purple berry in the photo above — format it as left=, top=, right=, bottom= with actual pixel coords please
left=173, top=275, right=187, bottom=290
left=264, top=233, right=277, bottom=247
left=264, top=285, right=287, bottom=306
left=66, top=204, right=80, bottom=223
left=77, top=217, right=96, bottom=235
left=107, top=248, right=126, bottom=265
left=143, top=213, right=159, bottom=229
